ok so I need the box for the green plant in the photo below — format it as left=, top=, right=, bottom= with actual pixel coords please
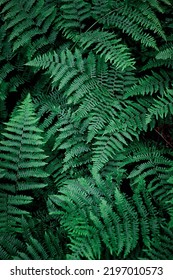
left=0, top=0, right=173, bottom=260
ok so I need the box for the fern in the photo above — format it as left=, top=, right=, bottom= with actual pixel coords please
left=58, top=0, right=91, bottom=37
left=26, top=49, right=99, bottom=103
left=0, top=0, right=59, bottom=56
left=146, top=88, right=173, bottom=124
left=48, top=177, right=163, bottom=259
left=91, top=0, right=168, bottom=49
left=120, top=141, right=173, bottom=220
left=156, top=44, right=173, bottom=60
left=0, top=94, right=48, bottom=232
left=1, top=0, right=173, bottom=260
left=144, top=226, right=173, bottom=260
left=0, top=233, right=24, bottom=259
left=124, top=70, right=171, bottom=98
left=15, top=230, right=65, bottom=260
left=74, top=30, right=135, bottom=70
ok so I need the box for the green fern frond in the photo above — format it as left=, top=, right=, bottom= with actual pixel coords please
left=0, top=93, right=48, bottom=190
left=142, top=58, right=173, bottom=71
left=0, top=94, right=48, bottom=232
left=48, top=176, right=163, bottom=259
left=156, top=44, right=173, bottom=60
left=92, top=0, right=163, bottom=49
left=0, top=0, right=58, bottom=55
left=124, top=70, right=170, bottom=98
left=107, top=66, right=137, bottom=97
left=75, top=30, right=135, bottom=71
left=59, top=0, right=91, bottom=37
left=0, top=233, right=24, bottom=259
left=15, top=230, right=64, bottom=260
left=120, top=141, right=173, bottom=214
left=146, top=88, right=173, bottom=124
left=144, top=226, right=173, bottom=259
left=1, top=0, right=173, bottom=260
left=121, top=98, right=154, bottom=131
left=26, top=49, right=98, bottom=104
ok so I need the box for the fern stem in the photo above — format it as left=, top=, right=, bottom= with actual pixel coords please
left=70, top=8, right=120, bottom=51
left=154, top=128, right=173, bottom=148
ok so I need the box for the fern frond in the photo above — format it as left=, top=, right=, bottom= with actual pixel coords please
left=124, top=70, right=170, bottom=98
left=0, top=94, right=48, bottom=232
left=156, top=44, right=173, bottom=60
left=75, top=30, right=135, bottom=71
left=48, top=176, right=163, bottom=259
left=15, top=230, right=64, bottom=260
left=144, top=226, right=173, bottom=259
left=120, top=141, right=173, bottom=216
left=59, top=0, right=91, bottom=37
left=0, top=233, right=24, bottom=259
left=26, top=49, right=99, bottom=104
left=92, top=0, right=164, bottom=49
left=0, top=0, right=58, bottom=55
left=146, top=88, right=173, bottom=124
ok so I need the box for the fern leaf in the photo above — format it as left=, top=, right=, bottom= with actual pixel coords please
left=0, top=94, right=48, bottom=232
left=75, top=30, right=135, bottom=71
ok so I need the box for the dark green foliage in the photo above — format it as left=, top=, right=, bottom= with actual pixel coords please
left=48, top=177, right=163, bottom=259
left=0, top=94, right=48, bottom=233
left=0, top=0, right=173, bottom=259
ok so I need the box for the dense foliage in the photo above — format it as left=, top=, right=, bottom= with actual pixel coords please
left=0, top=0, right=173, bottom=260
